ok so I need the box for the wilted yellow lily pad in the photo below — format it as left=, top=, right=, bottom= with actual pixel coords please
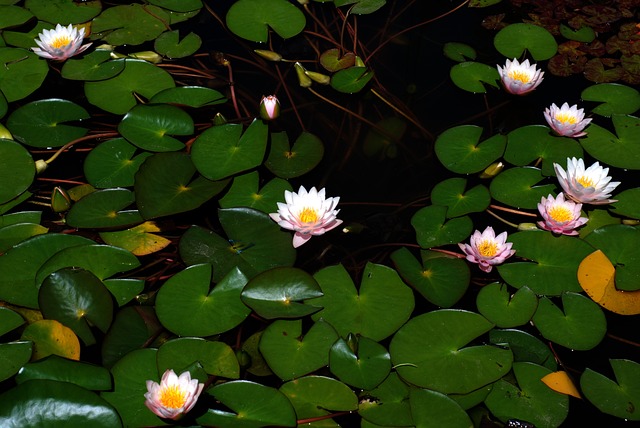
left=100, top=221, right=171, bottom=256
left=541, top=370, right=581, bottom=399
left=577, top=250, right=640, bottom=315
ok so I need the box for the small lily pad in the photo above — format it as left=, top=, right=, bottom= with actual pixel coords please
left=581, top=83, right=640, bottom=117
left=265, top=131, right=324, bottom=179
left=65, top=188, right=144, bottom=229
left=494, top=23, right=558, bottom=61
left=226, top=0, right=306, bottom=42
left=61, top=49, right=126, bottom=81
left=118, top=104, right=193, bottom=152
left=154, top=30, right=202, bottom=59
left=489, top=166, right=556, bottom=209
left=84, top=138, right=152, bottom=188
left=579, top=115, right=640, bottom=169
left=476, top=283, right=538, bottom=328
left=435, top=125, right=506, bottom=174
left=218, top=171, right=292, bottom=213
left=411, top=205, right=473, bottom=249
left=331, top=66, right=374, bottom=93
left=450, top=61, right=500, bottom=93
left=431, top=177, right=491, bottom=218
left=443, top=42, right=477, bottom=62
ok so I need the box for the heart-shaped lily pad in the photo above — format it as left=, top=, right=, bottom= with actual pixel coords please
left=99, top=221, right=171, bottom=256
left=476, top=283, right=538, bottom=328
left=0, top=139, right=34, bottom=205
left=155, top=264, right=251, bottom=336
left=157, top=337, right=239, bottom=379
left=61, top=49, right=126, bottom=81
left=218, top=171, right=292, bottom=213
left=0, top=5, right=32, bottom=30
left=0, top=341, right=32, bottom=382
left=308, top=263, right=414, bottom=341
left=494, top=23, right=558, bottom=61
left=149, top=86, right=226, bottom=107
left=21, top=319, right=80, bottom=360
left=431, top=177, right=491, bottom=218
left=581, top=83, right=640, bottom=117
left=0, top=48, right=49, bottom=102
left=320, top=48, right=356, bottom=71
left=581, top=359, right=640, bottom=421
left=411, top=205, right=473, bottom=249
left=435, top=125, right=506, bottom=174
left=410, top=387, right=473, bottom=427
left=84, top=138, right=152, bottom=188
left=331, top=66, right=375, bottom=93
left=489, top=166, right=556, bottom=209
left=610, top=188, right=640, bottom=219
left=25, top=0, right=102, bottom=24
left=449, top=61, right=500, bottom=93
left=489, top=328, right=557, bottom=370
left=390, top=309, right=513, bottom=394
left=154, top=30, right=202, bottom=59
left=280, top=375, right=358, bottom=421
left=329, top=336, right=391, bottom=390
left=443, top=42, right=477, bottom=62
left=579, top=115, right=640, bottom=169
left=91, top=4, right=170, bottom=46
left=15, top=354, right=111, bottom=391
left=358, top=372, right=413, bottom=427
left=118, top=104, right=193, bottom=152
left=225, top=0, right=305, bottom=42
left=65, top=188, right=144, bottom=229
left=259, top=318, right=338, bottom=380
left=265, top=131, right=324, bottom=179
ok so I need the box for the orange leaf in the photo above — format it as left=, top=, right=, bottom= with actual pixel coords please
left=541, top=371, right=581, bottom=399
left=577, top=250, right=640, bottom=315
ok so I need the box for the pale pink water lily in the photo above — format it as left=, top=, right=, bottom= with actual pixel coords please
left=458, top=226, right=515, bottom=273
left=270, top=186, right=342, bottom=248
left=554, top=157, right=620, bottom=205
left=32, top=23, right=92, bottom=61
left=259, top=95, right=280, bottom=120
left=537, top=193, right=588, bottom=236
left=544, top=102, right=592, bottom=138
left=144, top=369, right=204, bottom=420
left=497, top=58, right=544, bottom=95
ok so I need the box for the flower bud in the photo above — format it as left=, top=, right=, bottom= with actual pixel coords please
left=304, top=70, right=331, bottom=85
left=517, top=222, right=539, bottom=231
left=51, top=187, right=71, bottom=213
left=0, top=123, right=13, bottom=140
left=354, top=56, right=365, bottom=67
left=34, top=159, right=48, bottom=174
left=259, top=95, right=280, bottom=120
left=294, top=62, right=312, bottom=88
left=213, top=112, right=227, bottom=126
left=479, top=161, right=504, bottom=179
left=254, top=49, right=282, bottom=62
left=128, top=51, right=163, bottom=64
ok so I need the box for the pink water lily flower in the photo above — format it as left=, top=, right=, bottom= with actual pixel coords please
left=33, top=23, right=92, bottom=61
left=144, top=369, right=204, bottom=420
left=554, top=157, right=620, bottom=204
left=270, top=186, right=342, bottom=248
left=497, top=58, right=544, bottom=95
left=537, top=193, right=588, bottom=236
left=458, top=226, right=515, bottom=273
left=544, top=102, right=592, bottom=138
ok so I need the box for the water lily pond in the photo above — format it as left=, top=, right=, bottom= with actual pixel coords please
left=0, top=0, right=640, bottom=427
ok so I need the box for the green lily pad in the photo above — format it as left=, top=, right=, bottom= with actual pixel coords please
left=7, top=99, right=89, bottom=148
left=559, top=24, right=595, bottom=42
left=156, top=264, right=250, bottom=336
left=134, top=152, right=229, bottom=219
left=435, top=125, right=506, bottom=174
left=498, top=231, right=595, bottom=295
left=579, top=115, right=640, bottom=169
left=259, top=318, right=338, bottom=381
left=85, top=59, right=175, bottom=115
left=24, top=0, right=101, bottom=24
left=0, top=5, right=33, bottom=29
left=610, top=188, right=640, bottom=219
left=411, top=205, right=473, bottom=249
left=329, top=336, right=391, bottom=390
left=0, top=223, right=48, bottom=252
left=581, top=359, right=640, bottom=421
left=490, top=329, right=557, bottom=370
left=391, top=248, right=470, bottom=308
left=331, top=66, right=375, bottom=93
left=0, top=306, right=25, bottom=336
left=149, top=86, right=226, bottom=107
left=489, top=166, right=556, bottom=209
left=0, top=379, right=122, bottom=428
left=431, top=177, right=491, bottom=218
left=359, top=372, right=413, bottom=427
left=308, top=263, right=414, bottom=341
left=0, top=210, right=41, bottom=226
left=191, top=119, right=268, bottom=181
left=0, top=341, right=32, bottom=382
left=443, top=42, right=477, bottom=62
left=154, top=30, right=202, bottom=59
left=485, top=362, right=569, bottom=428
left=265, top=131, right=324, bottom=179
left=476, top=283, right=538, bottom=328
left=16, top=354, right=112, bottom=391
left=410, top=387, right=473, bottom=428
left=280, top=375, right=358, bottom=421
left=219, top=171, right=292, bottom=213
left=504, top=125, right=584, bottom=176
left=65, top=188, right=144, bottom=228
left=494, top=23, right=558, bottom=61
left=84, top=138, right=152, bottom=188
left=91, top=4, right=170, bottom=46
left=0, top=139, right=34, bottom=205
left=179, top=209, right=295, bottom=282
left=146, top=0, right=202, bottom=12
left=226, top=0, right=306, bottom=42
left=0, top=48, right=48, bottom=102
left=581, top=83, right=640, bottom=117
left=118, top=104, right=193, bottom=152
left=103, top=278, right=144, bottom=307
left=319, top=48, right=356, bottom=72
left=198, top=380, right=297, bottom=427
left=241, top=267, right=323, bottom=319
left=61, top=49, right=126, bottom=81
left=532, top=292, right=607, bottom=350
left=157, top=337, right=239, bottom=379
left=450, top=61, right=500, bottom=93
left=21, top=319, right=80, bottom=360
left=389, top=309, right=513, bottom=394
left=39, top=268, right=113, bottom=346
left=2, top=21, right=50, bottom=50
left=101, top=307, right=162, bottom=368
left=0, top=233, right=93, bottom=308
left=241, top=331, right=273, bottom=377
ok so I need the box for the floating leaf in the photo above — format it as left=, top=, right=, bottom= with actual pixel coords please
left=0, top=341, right=32, bottom=382
left=581, top=359, right=640, bottom=421
left=154, top=30, right=202, bottom=59
left=99, top=221, right=171, bottom=256
left=0, top=5, right=33, bottom=30
left=0, top=222, right=48, bottom=252
left=331, top=66, right=374, bottom=93
left=65, top=188, right=144, bottom=229
left=435, top=125, right=506, bottom=174
left=449, top=61, right=500, bottom=93
left=611, top=188, right=640, bottom=220
left=358, top=372, right=413, bottom=427
left=91, top=4, right=170, bottom=46
left=494, top=23, right=558, bottom=61
left=84, top=138, right=152, bottom=188
left=280, top=375, right=358, bottom=421
left=103, top=278, right=144, bottom=307
left=24, top=0, right=102, bottom=24
left=61, top=49, right=126, bottom=81
left=265, top=131, right=324, bottom=179
left=226, top=0, right=305, bottom=42
left=329, top=336, right=391, bottom=390
left=490, top=329, right=557, bottom=371
left=443, top=42, right=477, bottom=62
left=118, top=104, right=193, bottom=152
left=320, top=48, right=356, bottom=72
left=541, top=371, right=581, bottom=398
left=101, top=307, right=161, bottom=368
left=410, top=387, right=473, bottom=428
left=334, top=0, right=386, bottom=14
left=559, top=24, right=595, bottom=43
left=0, top=48, right=49, bottom=102
left=581, top=83, right=640, bottom=117
left=218, top=171, right=292, bottom=213
left=0, top=306, right=24, bottom=336
left=411, top=205, right=473, bottom=249
left=16, top=355, right=112, bottom=391
left=157, top=337, right=239, bottom=379
left=149, top=86, right=226, bottom=107
left=0, top=139, right=34, bottom=205
left=579, top=115, right=640, bottom=169
left=390, top=310, right=513, bottom=394
left=489, top=167, right=556, bottom=209
left=431, top=177, right=491, bottom=218
left=21, top=319, right=80, bottom=361
left=476, top=283, right=538, bottom=328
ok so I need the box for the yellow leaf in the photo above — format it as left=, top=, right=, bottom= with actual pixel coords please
left=577, top=250, right=640, bottom=315
left=99, top=221, right=171, bottom=256
left=541, top=371, right=581, bottom=399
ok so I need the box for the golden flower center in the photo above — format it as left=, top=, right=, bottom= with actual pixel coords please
left=159, top=386, right=187, bottom=409
left=477, top=239, right=498, bottom=257
left=507, top=70, right=531, bottom=83
left=548, top=205, right=573, bottom=223
left=50, top=36, right=72, bottom=49
left=299, top=207, right=319, bottom=223
left=577, top=176, right=595, bottom=188
left=555, top=113, right=578, bottom=125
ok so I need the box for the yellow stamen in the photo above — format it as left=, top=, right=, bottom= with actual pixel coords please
left=507, top=70, right=531, bottom=83
left=555, top=113, right=577, bottom=125
left=548, top=205, right=573, bottom=223
left=577, top=176, right=594, bottom=188
left=299, top=207, right=318, bottom=223
left=477, top=239, right=498, bottom=257
left=159, top=386, right=187, bottom=409
left=51, top=36, right=72, bottom=49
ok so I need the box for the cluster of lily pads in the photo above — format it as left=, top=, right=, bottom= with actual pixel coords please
left=0, top=1, right=639, bottom=427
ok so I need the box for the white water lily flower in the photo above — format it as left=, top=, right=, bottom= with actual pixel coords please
left=32, top=24, right=92, bottom=61
left=259, top=95, right=280, bottom=120
left=270, top=186, right=342, bottom=248
left=537, top=193, right=588, bottom=236
left=497, top=58, right=544, bottom=95
left=554, top=157, right=620, bottom=205
left=144, top=369, right=204, bottom=420
left=458, top=226, right=515, bottom=273
left=544, top=102, right=592, bottom=137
